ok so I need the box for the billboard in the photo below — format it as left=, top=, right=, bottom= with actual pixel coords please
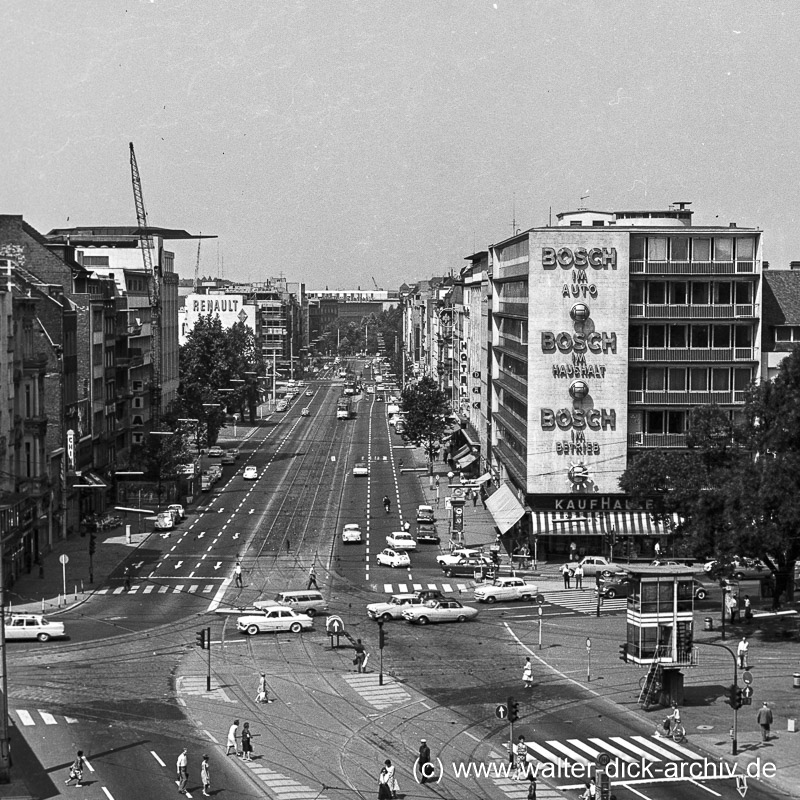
left=179, top=293, right=257, bottom=345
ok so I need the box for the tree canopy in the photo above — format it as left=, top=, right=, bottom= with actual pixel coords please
left=400, top=376, right=451, bottom=473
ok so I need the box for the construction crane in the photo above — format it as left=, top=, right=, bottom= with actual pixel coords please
left=129, top=142, right=161, bottom=422
left=194, top=235, right=202, bottom=292
left=371, top=276, right=380, bottom=291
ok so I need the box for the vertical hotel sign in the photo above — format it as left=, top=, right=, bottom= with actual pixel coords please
left=527, top=233, right=629, bottom=493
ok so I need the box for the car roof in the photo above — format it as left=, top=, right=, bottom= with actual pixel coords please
left=344, top=523, right=361, bottom=529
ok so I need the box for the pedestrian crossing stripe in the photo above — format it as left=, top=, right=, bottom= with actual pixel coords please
left=14, top=710, right=79, bottom=727
left=491, top=775, right=563, bottom=799
left=381, top=582, right=470, bottom=594
left=241, top=762, right=330, bottom=800
left=541, top=589, right=627, bottom=613
left=97, top=584, right=217, bottom=595
left=343, top=674, right=412, bottom=709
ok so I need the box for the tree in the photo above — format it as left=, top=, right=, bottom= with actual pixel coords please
left=400, top=376, right=451, bottom=475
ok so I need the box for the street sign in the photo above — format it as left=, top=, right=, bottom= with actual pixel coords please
left=326, top=615, right=345, bottom=635
left=59, top=554, right=69, bottom=565
left=495, top=704, right=508, bottom=720
left=596, top=753, right=611, bottom=768
left=741, top=670, right=753, bottom=686
left=586, top=637, right=591, bottom=651
left=537, top=606, right=543, bottom=617
left=742, top=686, right=754, bottom=705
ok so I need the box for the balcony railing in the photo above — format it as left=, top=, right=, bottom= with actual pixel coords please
left=493, top=407, right=528, bottom=441
left=629, top=347, right=755, bottom=362
left=629, top=303, right=756, bottom=319
left=495, top=372, right=528, bottom=401
left=628, top=432, right=687, bottom=448
left=495, top=337, right=528, bottom=358
left=494, top=439, right=527, bottom=484
left=630, top=260, right=755, bottom=275
left=496, top=301, right=528, bottom=318
left=628, top=389, right=746, bottom=405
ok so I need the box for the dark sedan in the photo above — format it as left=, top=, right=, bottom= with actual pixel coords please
left=597, top=575, right=708, bottom=601
left=440, top=556, right=494, bottom=578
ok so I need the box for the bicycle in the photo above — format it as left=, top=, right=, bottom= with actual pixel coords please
left=655, top=718, right=686, bottom=743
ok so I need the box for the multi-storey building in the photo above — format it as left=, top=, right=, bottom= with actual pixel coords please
left=760, top=265, right=800, bottom=380
left=488, top=204, right=763, bottom=560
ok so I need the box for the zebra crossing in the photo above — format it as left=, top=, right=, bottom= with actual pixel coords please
left=379, top=581, right=471, bottom=595
left=241, top=761, right=330, bottom=800
left=343, top=673, right=412, bottom=709
left=13, top=709, right=79, bottom=727
left=541, top=589, right=627, bottom=614
left=96, top=582, right=219, bottom=596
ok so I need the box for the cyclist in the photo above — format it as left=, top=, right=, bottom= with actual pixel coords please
left=383, top=495, right=391, bottom=514
left=660, top=702, right=681, bottom=737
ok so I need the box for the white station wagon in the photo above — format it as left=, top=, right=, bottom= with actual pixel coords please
left=474, top=577, right=539, bottom=604
left=236, top=606, right=313, bottom=635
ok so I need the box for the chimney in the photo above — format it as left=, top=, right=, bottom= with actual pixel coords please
left=763, top=261, right=770, bottom=269
left=729, top=222, right=737, bottom=228
left=790, top=261, right=800, bottom=271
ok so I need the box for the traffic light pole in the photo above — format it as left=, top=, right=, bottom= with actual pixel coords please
left=696, top=642, right=738, bottom=754
left=205, top=626, right=211, bottom=692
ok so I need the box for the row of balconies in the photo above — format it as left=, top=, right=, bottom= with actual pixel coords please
left=629, top=303, right=756, bottom=319
left=495, top=301, right=529, bottom=318
left=630, top=260, right=755, bottom=275
left=628, top=432, right=687, bottom=449
left=629, top=346, right=755, bottom=362
left=628, top=389, right=746, bottom=406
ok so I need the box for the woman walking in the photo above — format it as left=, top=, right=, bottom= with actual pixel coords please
left=65, top=750, right=85, bottom=787
left=241, top=722, right=259, bottom=761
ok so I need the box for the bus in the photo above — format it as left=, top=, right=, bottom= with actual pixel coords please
left=336, top=397, right=352, bottom=420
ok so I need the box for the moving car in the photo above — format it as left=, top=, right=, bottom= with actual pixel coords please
left=236, top=606, right=314, bottom=635
left=342, top=524, right=363, bottom=544
left=276, top=401, right=288, bottom=412
left=415, top=505, right=435, bottom=523
left=576, top=555, right=626, bottom=578
left=243, top=466, right=258, bottom=480
left=229, top=448, right=241, bottom=459
left=704, top=557, right=769, bottom=581
left=402, top=599, right=479, bottom=625
left=596, top=575, right=709, bottom=601
left=376, top=548, right=411, bottom=568
left=221, top=452, right=236, bottom=465
left=352, top=461, right=370, bottom=477
left=386, top=531, right=417, bottom=551
left=256, top=591, right=327, bottom=617
left=437, top=547, right=484, bottom=567
left=367, top=593, right=425, bottom=621
left=416, top=523, right=439, bottom=544
left=207, top=446, right=224, bottom=458
left=301, top=407, right=311, bottom=416
left=474, top=577, right=539, bottom=604
left=5, top=614, right=66, bottom=642
left=305, top=390, right=313, bottom=397
left=441, top=556, right=494, bottom=578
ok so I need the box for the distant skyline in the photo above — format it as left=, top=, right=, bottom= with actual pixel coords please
left=4, top=1, right=800, bottom=289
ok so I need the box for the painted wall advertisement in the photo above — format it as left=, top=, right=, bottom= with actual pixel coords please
left=179, top=293, right=256, bottom=345
left=527, top=233, right=629, bottom=494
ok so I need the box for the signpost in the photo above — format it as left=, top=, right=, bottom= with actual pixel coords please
left=59, top=554, right=69, bottom=598
left=326, top=615, right=345, bottom=649
left=495, top=703, right=508, bottom=720
left=586, top=637, right=592, bottom=682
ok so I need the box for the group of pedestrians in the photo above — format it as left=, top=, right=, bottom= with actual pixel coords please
left=175, top=748, right=212, bottom=796
left=560, top=561, right=584, bottom=589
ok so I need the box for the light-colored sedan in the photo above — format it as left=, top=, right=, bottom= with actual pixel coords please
left=402, top=599, right=479, bottom=625
left=243, top=466, right=258, bottom=480
left=437, top=547, right=484, bottom=567
left=301, top=407, right=311, bottom=416
left=352, top=462, right=370, bottom=476
left=5, top=614, right=66, bottom=642
left=386, top=531, right=417, bottom=551
left=342, top=523, right=363, bottom=544
left=367, top=593, right=425, bottom=621
left=236, top=606, right=314, bottom=635
left=474, top=577, right=539, bottom=604
left=305, top=390, right=314, bottom=397
left=167, top=503, right=186, bottom=522
left=376, top=548, right=411, bottom=569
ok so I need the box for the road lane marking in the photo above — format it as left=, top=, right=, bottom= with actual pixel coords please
left=38, top=710, right=57, bottom=725
left=151, top=750, right=166, bottom=766
left=15, top=710, right=34, bottom=726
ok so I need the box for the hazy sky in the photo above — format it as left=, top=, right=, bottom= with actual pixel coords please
left=3, top=1, right=800, bottom=289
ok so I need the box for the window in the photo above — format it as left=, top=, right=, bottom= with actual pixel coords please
left=734, top=326, right=753, bottom=347
left=735, top=282, right=753, bottom=304
left=692, top=283, right=709, bottom=304
left=630, top=326, right=644, bottom=348
left=25, top=385, right=32, bottom=417
left=666, top=411, right=686, bottom=433
left=648, top=282, right=666, bottom=304
left=669, top=325, right=687, bottom=348
left=671, top=237, right=689, bottom=261
left=646, top=411, right=664, bottom=433
left=648, top=237, right=667, bottom=261
left=648, top=326, right=666, bottom=347
left=714, top=237, right=733, bottom=262
left=712, top=368, right=730, bottom=391
left=734, top=368, right=752, bottom=390
left=691, top=325, right=709, bottom=347
left=736, top=238, right=754, bottom=260
left=647, top=368, right=666, bottom=390
left=668, top=368, right=686, bottom=390
left=671, top=282, right=688, bottom=304
left=630, top=236, right=645, bottom=260
left=690, top=369, right=708, bottom=391
left=592, top=220, right=605, bottom=226
left=692, top=238, right=711, bottom=261
left=712, top=325, right=730, bottom=347
left=714, top=282, right=731, bottom=304
left=628, top=367, right=645, bottom=390
left=630, top=282, right=645, bottom=304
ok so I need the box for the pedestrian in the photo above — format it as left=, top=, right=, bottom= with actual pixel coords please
left=286, top=537, right=291, bottom=553
left=581, top=778, right=597, bottom=799
left=226, top=719, right=240, bottom=756
left=353, top=639, right=367, bottom=673
left=654, top=541, right=661, bottom=558
left=435, top=475, right=440, bottom=491
left=234, top=561, right=243, bottom=588
left=176, top=748, right=189, bottom=794
left=200, top=754, right=211, bottom=797
left=515, top=735, right=528, bottom=779
left=418, top=739, right=431, bottom=784
left=522, top=656, right=533, bottom=689
left=726, top=590, right=739, bottom=623
left=757, top=702, right=773, bottom=741
left=737, top=636, right=749, bottom=669
left=255, top=671, right=272, bottom=703
left=561, top=562, right=572, bottom=589
left=435, top=485, right=440, bottom=507
left=124, top=567, right=131, bottom=591
left=64, top=750, right=85, bottom=787
left=403, top=521, right=410, bottom=533
left=480, top=487, right=487, bottom=508
left=378, top=764, right=392, bottom=800
left=573, top=563, right=584, bottom=589
left=307, top=566, right=319, bottom=590
left=383, top=759, right=398, bottom=798
left=241, top=722, right=259, bottom=761
left=744, top=594, right=753, bottom=621
left=569, top=541, right=577, bottom=562
left=527, top=769, right=538, bottom=800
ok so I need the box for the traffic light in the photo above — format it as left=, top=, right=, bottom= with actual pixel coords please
left=618, top=643, right=628, bottom=663
left=735, top=687, right=744, bottom=709
left=508, top=695, right=520, bottom=723
left=726, top=684, right=744, bottom=709
left=196, top=629, right=207, bottom=650
left=598, top=770, right=611, bottom=800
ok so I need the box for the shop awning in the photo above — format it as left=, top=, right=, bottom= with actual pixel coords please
left=441, top=423, right=461, bottom=440
left=451, top=445, right=471, bottom=461
left=74, top=471, right=107, bottom=488
left=531, top=510, right=679, bottom=536
left=474, top=472, right=492, bottom=485
left=461, top=429, right=480, bottom=449
left=485, top=484, right=526, bottom=534
left=456, top=453, right=478, bottom=470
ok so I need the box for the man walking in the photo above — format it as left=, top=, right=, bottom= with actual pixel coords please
left=123, top=567, right=131, bottom=591
left=307, top=566, right=319, bottom=590
left=353, top=639, right=367, bottom=673
left=234, top=561, right=243, bottom=588
left=737, top=636, right=749, bottom=669
left=200, top=754, right=211, bottom=797
left=226, top=719, right=240, bottom=756
left=418, top=739, right=432, bottom=784
left=757, top=702, right=773, bottom=741
left=176, top=748, right=189, bottom=794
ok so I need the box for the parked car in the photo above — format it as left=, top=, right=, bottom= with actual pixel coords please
left=704, top=557, right=769, bottom=581
left=276, top=401, right=288, bottom=412
left=243, top=466, right=258, bottom=480
left=474, top=577, right=539, bottom=604
left=576, top=555, right=626, bottom=579
left=154, top=511, right=174, bottom=531
left=386, top=531, right=417, bottom=551
left=229, top=448, right=240, bottom=459
left=415, top=505, right=435, bottom=523
left=166, top=503, right=186, bottom=522
left=236, top=606, right=314, bottom=635
left=402, top=599, right=479, bottom=625
left=5, top=614, right=66, bottom=642
left=596, top=575, right=709, bottom=601
left=221, top=452, right=236, bottom=465
left=352, top=461, right=370, bottom=477
left=376, top=548, right=411, bottom=569
left=416, top=523, right=439, bottom=544
left=207, top=446, right=224, bottom=458
left=441, top=556, right=494, bottom=578
left=342, top=524, right=363, bottom=544
left=367, top=593, right=425, bottom=621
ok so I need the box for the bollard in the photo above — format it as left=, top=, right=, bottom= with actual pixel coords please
left=704, top=617, right=714, bottom=631
left=793, top=673, right=800, bottom=689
